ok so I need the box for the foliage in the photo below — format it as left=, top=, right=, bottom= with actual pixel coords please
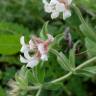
left=0, top=0, right=96, bottom=96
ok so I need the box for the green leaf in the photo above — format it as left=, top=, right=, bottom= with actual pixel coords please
left=85, top=37, right=96, bottom=57
left=28, top=63, right=45, bottom=85
left=45, top=82, right=63, bottom=90
left=69, top=41, right=80, bottom=68
left=0, top=35, right=21, bottom=55
left=40, top=21, right=49, bottom=40
left=73, top=4, right=96, bottom=42
left=37, top=64, right=45, bottom=83
left=69, top=49, right=75, bottom=68
left=50, top=33, right=64, bottom=50
left=50, top=49, right=71, bottom=71
left=0, top=22, right=30, bottom=35
left=80, top=24, right=96, bottom=42
left=27, top=70, right=39, bottom=84
left=54, top=33, right=64, bottom=45
left=33, top=63, right=45, bottom=84
left=57, top=52, right=71, bottom=71
left=15, top=66, right=28, bottom=90
left=77, top=66, right=96, bottom=77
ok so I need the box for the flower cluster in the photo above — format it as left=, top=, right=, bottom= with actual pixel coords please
left=20, top=0, right=72, bottom=68
left=43, top=0, right=72, bottom=20
left=20, top=34, right=54, bottom=68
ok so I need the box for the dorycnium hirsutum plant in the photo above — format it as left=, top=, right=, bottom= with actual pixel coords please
left=7, top=0, right=96, bottom=96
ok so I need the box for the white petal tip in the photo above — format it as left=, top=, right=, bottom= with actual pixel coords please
left=20, top=55, right=27, bottom=63
left=41, top=55, right=48, bottom=61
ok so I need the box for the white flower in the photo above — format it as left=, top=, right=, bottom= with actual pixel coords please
left=20, top=36, right=30, bottom=53
left=20, top=55, right=39, bottom=68
left=63, top=10, right=71, bottom=20
left=41, top=54, right=48, bottom=61
left=43, top=0, right=72, bottom=20
left=20, top=34, right=54, bottom=68
left=67, top=0, right=72, bottom=5
left=20, top=36, right=39, bottom=68
left=29, top=40, right=36, bottom=50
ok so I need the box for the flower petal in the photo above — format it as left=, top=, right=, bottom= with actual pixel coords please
left=20, top=44, right=29, bottom=53
left=20, top=46, right=26, bottom=52
left=44, top=4, right=52, bottom=13
left=43, top=0, right=52, bottom=13
left=20, top=55, right=28, bottom=63
left=20, top=36, right=25, bottom=45
left=51, top=11, right=59, bottom=19
left=29, top=40, right=35, bottom=50
left=41, top=54, right=48, bottom=61
left=67, top=0, right=72, bottom=5
left=24, top=51, right=32, bottom=60
left=26, top=57, right=39, bottom=68
left=37, top=43, right=46, bottom=55
left=63, top=10, right=71, bottom=20
left=50, top=0, right=58, bottom=4
left=56, top=2, right=65, bottom=12
left=20, top=36, right=29, bottom=53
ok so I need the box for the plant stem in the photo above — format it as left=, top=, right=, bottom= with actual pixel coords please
left=28, top=86, right=40, bottom=91
left=47, top=72, right=72, bottom=85
left=47, top=56, right=96, bottom=85
left=36, top=87, right=42, bottom=96
left=75, top=56, right=96, bottom=71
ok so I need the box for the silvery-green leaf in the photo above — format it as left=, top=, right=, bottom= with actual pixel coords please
left=15, top=66, right=28, bottom=90
left=80, top=24, right=96, bottom=42
left=40, top=21, right=49, bottom=40
left=85, top=37, right=96, bottom=57
left=73, top=4, right=96, bottom=42
left=76, top=66, right=96, bottom=77
left=69, top=41, right=80, bottom=68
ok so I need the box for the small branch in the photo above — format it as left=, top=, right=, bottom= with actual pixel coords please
left=46, top=56, right=96, bottom=85
left=75, top=56, right=96, bottom=71
left=28, top=86, right=40, bottom=91
left=36, top=87, right=42, bottom=96
left=47, top=72, right=72, bottom=85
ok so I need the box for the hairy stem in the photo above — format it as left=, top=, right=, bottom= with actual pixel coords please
left=36, top=87, right=42, bottom=96
left=28, top=86, right=41, bottom=91
left=47, top=72, right=72, bottom=85
left=75, top=56, right=96, bottom=70
left=47, top=56, right=96, bottom=85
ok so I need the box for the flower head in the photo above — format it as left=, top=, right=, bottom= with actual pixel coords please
left=43, top=0, right=72, bottom=20
left=20, top=34, right=54, bottom=68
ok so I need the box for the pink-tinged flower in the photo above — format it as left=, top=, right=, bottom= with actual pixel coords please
left=43, top=0, right=72, bottom=20
left=20, top=34, right=54, bottom=68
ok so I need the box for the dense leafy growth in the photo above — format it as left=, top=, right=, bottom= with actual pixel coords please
left=0, top=0, right=96, bottom=96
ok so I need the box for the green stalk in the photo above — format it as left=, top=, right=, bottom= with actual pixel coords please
left=28, top=86, right=41, bottom=91
left=36, top=87, right=42, bottom=96
left=75, top=56, right=96, bottom=71
left=47, top=56, right=96, bottom=85
left=47, top=72, right=72, bottom=85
